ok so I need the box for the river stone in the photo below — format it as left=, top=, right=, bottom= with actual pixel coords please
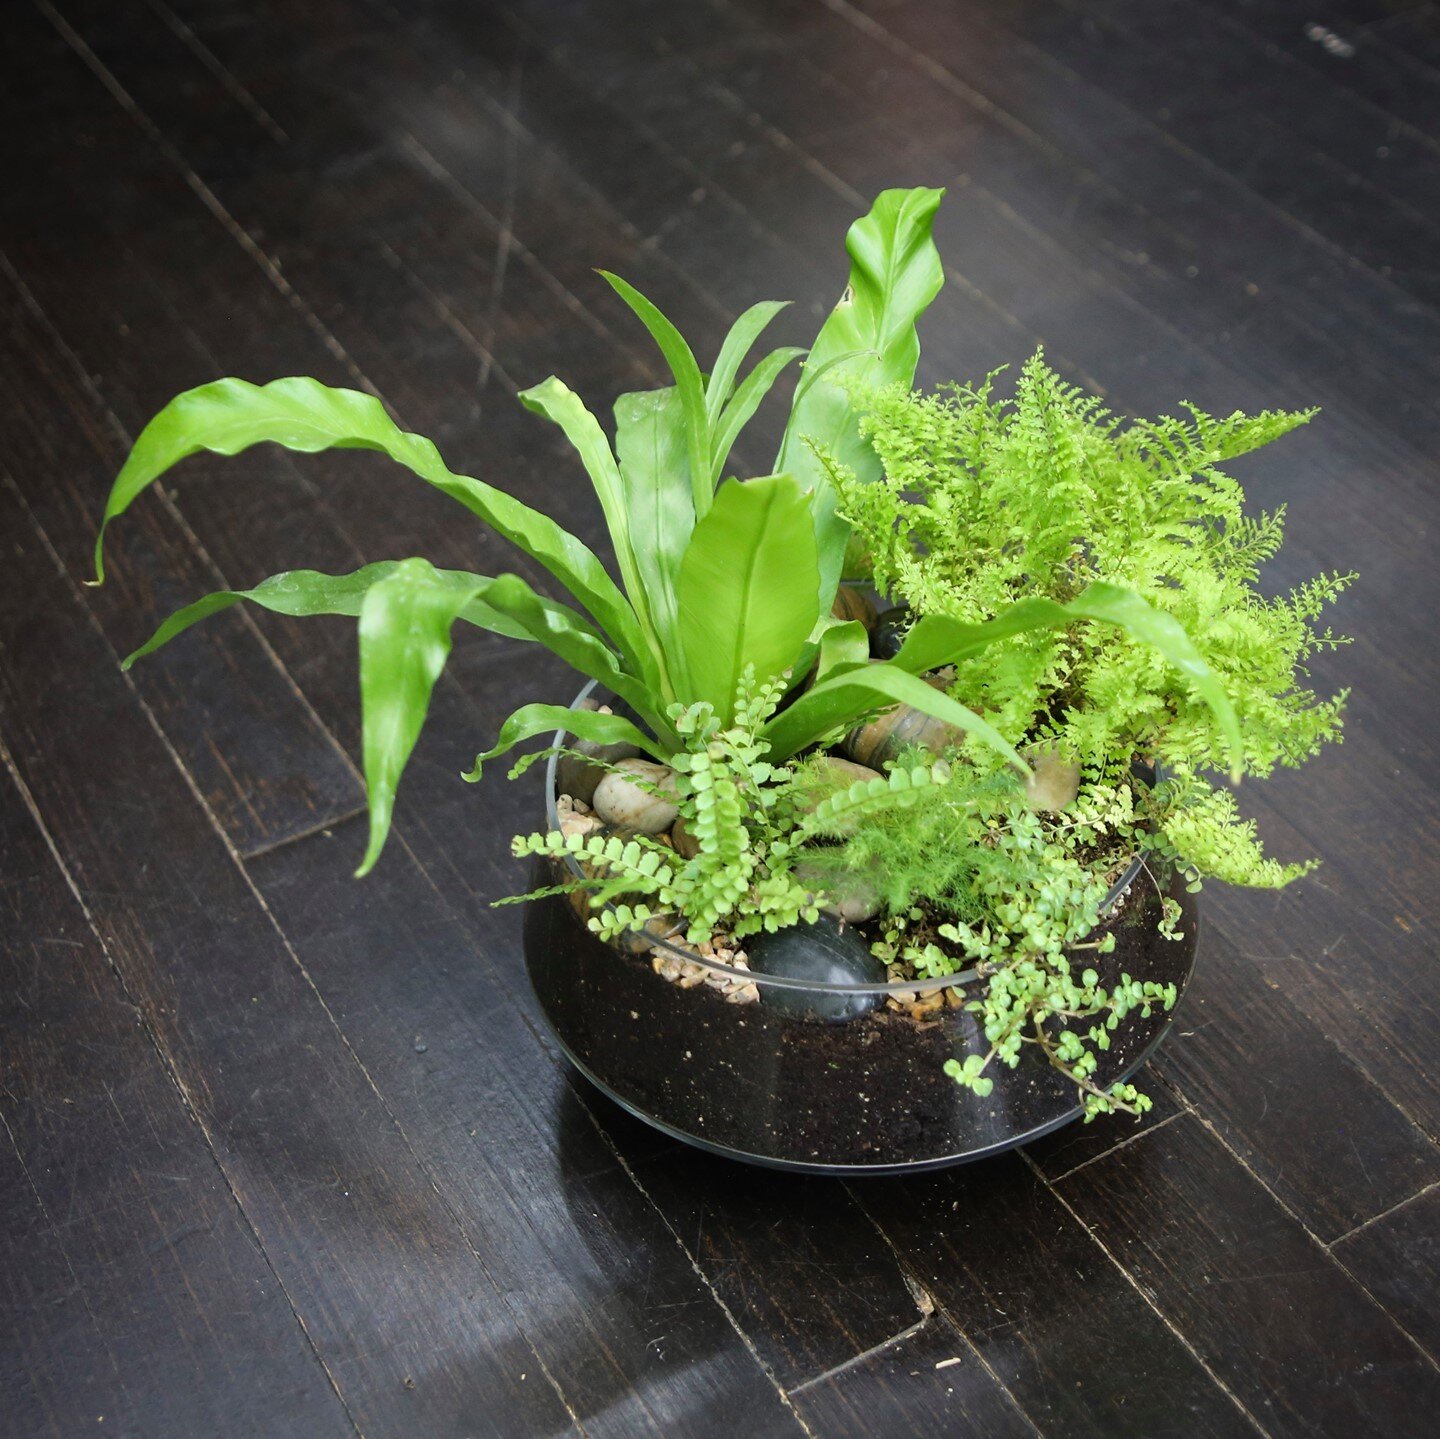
left=557, top=738, right=642, bottom=806
left=793, top=859, right=881, bottom=923
left=592, top=760, right=681, bottom=833
left=871, top=606, right=912, bottom=660
left=831, top=585, right=878, bottom=630
left=843, top=701, right=966, bottom=771
left=670, top=815, right=702, bottom=860
left=796, top=756, right=882, bottom=837
left=1024, top=747, right=1081, bottom=812
left=745, top=915, right=887, bottom=1022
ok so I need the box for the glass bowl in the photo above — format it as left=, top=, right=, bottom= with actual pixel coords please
left=522, top=684, right=1198, bottom=1173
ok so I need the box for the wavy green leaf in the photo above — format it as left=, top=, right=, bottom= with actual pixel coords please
left=777, top=187, right=946, bottom=609
left=675, top=474, right=820, bottom=723
left=91, top=377, right=652, bottom=682
left=762, top=660, right=1023, bottom=770
left=614, top=386, right=694, bottom=699
left=705, top=299, right=790, bottom=423
left=517, top=375, right=659, bottom=671
left=892, top=581, right=1243, bottom=777
left=814, top=618, right=870, bottom=685
left=710, top=346, right=807, bottom=485
left=478, top=573, right=676, bottom=745
left=119, top=561, right=558, bottom=669
left=598, top=271, right=711, bottom=517
left=356, top=559, right=487, bottom=876
left=464, top=703, right=665, bottom=782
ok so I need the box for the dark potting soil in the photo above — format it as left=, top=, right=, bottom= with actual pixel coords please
left=524, top=861, right=1198, bottom=1169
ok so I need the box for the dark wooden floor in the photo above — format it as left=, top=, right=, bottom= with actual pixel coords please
left=2, top=0, right=1438, bottom=1434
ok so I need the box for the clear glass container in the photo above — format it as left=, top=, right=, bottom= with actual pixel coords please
left=523, top=684, right=1198, bottom=1173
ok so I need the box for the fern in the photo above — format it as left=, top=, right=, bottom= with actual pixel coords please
left=795, top=763, right=945, bottom=840
left=830, top=353, right=1351, bottom=888
left=807, top=358, right=1353, bottom=1115
left=508, top=672, right=963, bottom=944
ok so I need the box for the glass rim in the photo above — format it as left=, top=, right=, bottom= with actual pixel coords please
left=542, top=679, right=1147, bottom=996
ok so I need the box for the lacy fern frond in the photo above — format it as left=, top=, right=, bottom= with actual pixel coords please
left=831, top=352, right=1350, bottom=891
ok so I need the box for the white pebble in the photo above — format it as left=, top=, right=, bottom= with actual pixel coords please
left=593, top=760, right=680, bottom=833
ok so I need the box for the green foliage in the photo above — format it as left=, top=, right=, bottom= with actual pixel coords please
left=800, top=761, right=1132, bottom=964
left=778, top=186, right=947, bottom=610
left=797, top=761, right=946, bottom=837
left=95, top=190, right=958, bottom=874
left=354, top=560, right=491, bottom=875
left=806, top=353, right=1351, bottom=1112
left=1146, top=766, right=1317, bottom=888
left=90, top=191, right=1352, bottom=1127
left=510, top=671, right=808, bottom=943
left=831, top=352, right=1351, bottom=883
left=121, top=560, right=538, bottom=666
left=675, top=474, right=820, bottom=724
left=803, top=758, right=1180, bottom=1115
left=510, top=670, right=950, bottom=944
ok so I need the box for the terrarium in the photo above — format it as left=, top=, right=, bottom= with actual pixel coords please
left=90, top=187, right=1349, bottom=1170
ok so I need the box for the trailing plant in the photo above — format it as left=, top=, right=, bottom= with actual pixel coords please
left=796, top=757, right=1177, bottom=1116
left=93, top=193, right=1239, bottom=892
left=509, top=669, right=948, bottom=944
left=804, top=354, right=1352, bottom=1113
left=825, top=353, right=1349, bottom=876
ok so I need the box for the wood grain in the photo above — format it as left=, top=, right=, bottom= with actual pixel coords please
left=2, top=0, right=1438, bottom=1433
left=1058, top=1115, right=1440, bottom=1436
left=0, top=277, right=362, bottom=856
left=0, top=764, right=355, bottom=1439
left=789, top=1311, right=1034, bottom=1438
left=244, top=814, right=807, bottom=1438
left=1332, top=1182, right=1440, bottom=1363
left=850, top=1156, right=1257, bottom=1436
left=0, top=480, right=578, bottom=1438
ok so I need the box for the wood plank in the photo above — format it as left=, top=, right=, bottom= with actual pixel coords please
left=1043, top=0, right=1439, bottom=216
left=35, top=0, right=950, bottom=1389
left=788, top=1312, right=1035, bottom=1438
left=1058, top=1114, right=1440, bottom=1435
left=1152, top=916, right=1440, bottom=1244
left=616, top=1141, right=929, bottom=1390
left=1199, top=0, right=1440, bottom=134
left=0, top=764, right=356, bottom=1439
left=799, top=0, right=1440, bottom=450
left=1023, top=1073, right=1188, bottom=1181
left=244, top=815, right=808, bottom=1439
left=0, top=480, right=578, bottom=1438
left=1370, top=4, right=1440, bottom=77
left=0, top=5, right=537, bottom=590
left=1207, top=868, right=1440, bottom=1142
left=1332, top=1183, right=1440, bottom=1363
left=539, top=0, right=1440, bottom=550
left=0, top=262, right=364, bottom=857
left=1153, top=924, right=1440, bottom=1240
left=849, top=1156, right=1256, bottom=1436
